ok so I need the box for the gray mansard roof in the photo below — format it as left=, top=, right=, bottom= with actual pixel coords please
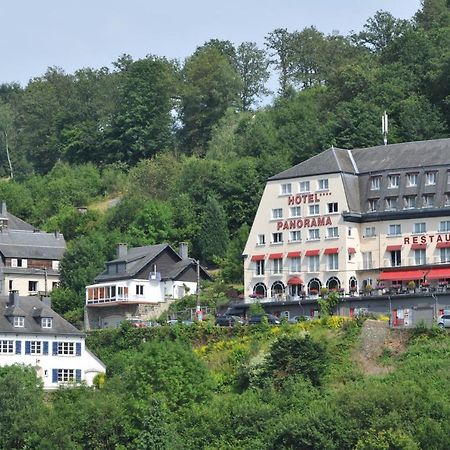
left=0, top=295, right=83, bottom=336
left=269, top=138, right=450, bottom=221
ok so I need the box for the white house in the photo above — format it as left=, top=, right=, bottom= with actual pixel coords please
left=0, top=292, right=105, bottom=390
left=85, top=243, right=211, bottom=329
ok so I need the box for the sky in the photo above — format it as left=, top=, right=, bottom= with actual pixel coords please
left=1, top=0, right=422, bottom=87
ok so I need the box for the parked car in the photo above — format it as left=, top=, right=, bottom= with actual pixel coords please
left=247, top=314, right=281, bottom=325
left=126, top=318, right=147, bottom=328
left=215, top=315, right=245, bottom=327
left=288, top=315, right=312, bottom=324
left=437, top=314, right=450, bottom=328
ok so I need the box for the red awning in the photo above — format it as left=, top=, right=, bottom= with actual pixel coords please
left=287, top=276, right=303, bottom=285
left=411, top=243, right=427, bottom=250
left=268, top=253, right=283, bottom=260
left=251, top=255, right=265, bottom=261
left=324, top=247, right=339, bottom=254
left=305, top=249, right=320, bottom=256
left=379, top=269, right=427, bottom=281
left=437, top=242, right=450, bottom=248
left=386, top=245, right=402, bottom=252
left=348, top=247, right=356, bottom=254
left=287, top=251, right=301, bottom=258
left=427, top=268, right=450, bottom=279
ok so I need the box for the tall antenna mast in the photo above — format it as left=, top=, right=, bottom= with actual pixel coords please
left=382, top=111, right=388, bottom=146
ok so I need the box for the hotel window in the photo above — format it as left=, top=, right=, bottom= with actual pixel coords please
left=445, top=194, right=450, bottom=207
left=273, top=258, right=283, bottom=274
left=257, top=234, right=265, bottom=245
left=309, top=204, right=320, bottom=216
left=41, top=317, right=52, bottom=328
left=413, top=222, right=426, bottom=234
left=255, top=260, right=265, bottom=276
left=368, top=199, right=378, bottom=212
left=425, top=171, right=437, bottom=185
left=406, top=173, right=418, bottom=187
left=404, top=196, right=416, bottom=209
left=290, top=206, right=301, bottom=217
left=388, top=174, right=400, bottom=188
left=289, top=231, right=301, bottom=242
left=0, top=340, right=13, bottom=354
left=290, top=257, right=301, bottom=272
left=327, top=227, right=339, bottom=238
left=370, top=176, right=381, bottom=190
left=13, top=317, right=24, bottom=328
left=328, top=254, right=339, bottom=270
left=439, top=221, right=450, bottom=232
left=299, top=181, right=310, bottom=193
left=308, top=229, right=320, bottom=240
left=440, top=248, right=450, bottom=263
left=327, top=202, right=338, bottom=213
left=362, top=252, right=373, bottom=269
left=318, top=179, right=329, bottom=190
left=364, top=226, right=376, bottom=238
left=390, top=250, right=401, bottom=267
left=414, top=249, right=426, bottom=265
left=423, top=194, right=435, bottom=208
left=280, top=183, right=292, bottom=195
left=271, top=208, right=283, bottom=219
left=308, top=255, right=319, bottom=272
left=388, top=224, right=401, bottom=236
left=272, top=232, right=283, bottom=243
left=385, top=197, right=398, bottom=211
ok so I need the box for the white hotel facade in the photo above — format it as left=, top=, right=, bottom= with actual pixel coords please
left=243, top=138, right=450, bottom=301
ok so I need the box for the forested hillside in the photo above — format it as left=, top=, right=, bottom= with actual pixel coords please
left=0, top=0, right=448, bottom=320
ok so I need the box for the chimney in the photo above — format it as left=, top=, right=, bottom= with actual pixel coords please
left=117, top=243, right=128, bottom=258
left=179, top=242, right=189, bottom=260
left=8, top=290, right=18, bottom=306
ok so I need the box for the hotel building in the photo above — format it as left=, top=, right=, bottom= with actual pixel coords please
left=243, top=138, right=450, bottom=301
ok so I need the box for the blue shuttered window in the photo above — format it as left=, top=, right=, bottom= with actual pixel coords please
left=25, top=341, right=31, bottom=355
left=75, top=369, right=81, bottom=382
left=52, top=342, right=58, bottom=356
left=76, top=342, right=81, bottom=356
left=43, top=341, right=49, bottom=355
left=15, top=341, right=21, bottom=354
left=52, top=369, right=58, bottom=383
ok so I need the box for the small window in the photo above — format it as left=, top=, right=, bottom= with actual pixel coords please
left=370, top=177, right=381, bottom=190
left=280, top=183, right=292, bottom=195
left=272, top=232, right=283, bottom=244
left=28, top=281, right=37, bottom=293
left=309, top=204, right=320, bottom=216
left=439, top=221, right=450, bottom=232
left=308, top=229, right=320, bottom=240
left=30, top=341, right=42, bottom=355
left=11, top=258, right=17, bottom=268
left=318, top=179, right=329, bottom=191
left=289, top=231, right=301, bottom=242
left=271, top=208, right=283, bottom=219
left=328, top=254, right=339, bottom=270
left=388, top=224, right=401, bottom=236
left=8, top=280, right=13, bottom=290
left=13, top=317, right=24, bottom=328
left=255, top=260, right=265, bottom=276
left=368, top=199, right=378, bottom=212
left=348, top=227, right=353, bottom=237
left=0, top=340, right=14, bottom=354
left=52, top=261, right=60, bottom=270
left=388, top=174, right=400, bottom=188
left=272, top=258, right=283, bottom=274
left=57, top=369, right=75, bottom=383
left=445, top=194, right=450, bottom=206
left=327, top=227, right=339, bottom=238
left=289, top=206, right=301, bottom=218
left=423, top=194, right=435, bottom=208
left=41, top=317, right=52, bottom=329
left=414, top=249, right=426, bottom=265
left=404, top=196, right=416, bottom=209
left=385, top=197, right=398, bottom=211
left=413, top=222, right=426, bottom=234
left=327, top=202, right=338, bottom=213
left=406, top=173, right=418, bottom=187
left=136, top=285, right=144, bottom=296
left=58, top=342, right=75, bottom=355
left=308, top=255, right=320, bottom=272
left=425, top=171, right=437, bottom=186
left=290, top=257, right=301, bottom=272
left=299, top=181, right=310, bottom=193
left=364, top=227, right=376, bottom=238
left=257, top=234, right=265, bottom=245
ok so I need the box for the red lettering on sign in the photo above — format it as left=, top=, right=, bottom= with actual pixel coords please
left=404, top=237, right=410, bottom=244
left=277, top=221, right=283, bottom=231
left=304, top=218, right=310, bottom=227
left=288, top=196, right=295, bottom=205
left=325, top=217, right=332, bottom=226
left=308, top=194, right=314, bottom=203
left=420, top=235, right=427, bottom=244
left=317, top=217, right=325, bottom=226
left=412, top=236, right=418, bottom=244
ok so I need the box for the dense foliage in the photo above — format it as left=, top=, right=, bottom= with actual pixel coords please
left=0, top=1, right=447, bottom=321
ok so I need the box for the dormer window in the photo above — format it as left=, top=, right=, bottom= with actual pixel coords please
left=41, top=317, right=52, bottom=328
left=370, top=176, right=381, bottom=190
left=13, top=317, right=24, bottom=328
left=425, top=171, right=437, bottom=186
left=388, top=174, right=400, bottom=189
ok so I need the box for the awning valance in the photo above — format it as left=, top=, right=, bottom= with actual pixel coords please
left=386, top=245, right=402, bottom=252
left=411, top=243, right=427, bottom=250
left=287, top=251, right=301, bottom=258
left=287, top=276, right=303, bottom=285
left=305, top=249, right=320, bottom=256
left=379, top=269, right=427, bottom=281
left=251, top=255, right=265, bottom=261
left=268, top=253, right=283, bottom=260
left=324, top=247, right=339, bottom=254
left=348, top=247, right=356, bottom=254
left=437, top=242, right=450, bottom=248
left=427, top=268, right=450, bottom=280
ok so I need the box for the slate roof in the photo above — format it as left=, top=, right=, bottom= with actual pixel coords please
left=269, top=138, right=450, bottom=181
left=0, top=295, right=83, bottom=336
left=0, top=229, right=66, bottom=259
